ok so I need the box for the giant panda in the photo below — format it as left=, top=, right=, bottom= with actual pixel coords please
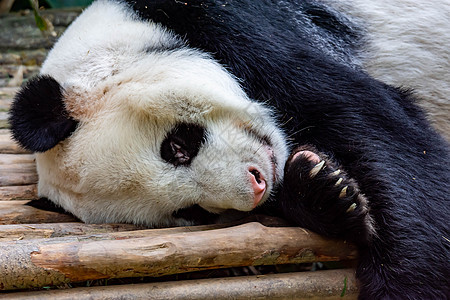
left=8, top=0, right=449, bottom=298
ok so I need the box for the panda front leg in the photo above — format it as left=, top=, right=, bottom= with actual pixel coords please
left=279, top=145, right=375, bottom=246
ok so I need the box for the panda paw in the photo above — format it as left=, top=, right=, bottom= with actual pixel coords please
left=280, top=145, right=375, bottom=245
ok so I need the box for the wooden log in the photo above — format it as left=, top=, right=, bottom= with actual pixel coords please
left=0, top=215, right=288, bottom=242
left=0, top=222, right=357, bottom=290
left=0, top=100, right=9, bottom=111
left=0, top=154, right=35, bottom=165
left=0, top=10, right=80, bottom=51
left=0, top=110, right=8, bottom=128
left=0, top=223, right=146, bottom=242
left=0, top=154, right=38, bottom=198
left=0, top=185, right=37, bottom=200
left=0, top=164, right=38, bottom=186
left=0, top=129, right=31, bottom=154
left=0, top=86, right=17, bottom=111
left=0, top=269, right=358, bottom=299
left=0, top=163, right=36, bottom=171
left=0, top=200, right=77, bottom=224
left=0, top=50, right=48, bottom=67
left=0, top=220, right=244, bottom=243
left=0, top=86, right=18, bottom=97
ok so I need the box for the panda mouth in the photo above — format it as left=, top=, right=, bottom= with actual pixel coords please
left=260, top=144, right=278, bottom=185
left=242, top=127, right=279, bottom=184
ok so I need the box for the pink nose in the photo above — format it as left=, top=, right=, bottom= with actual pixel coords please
left=249, top=168, right=267, bottom=208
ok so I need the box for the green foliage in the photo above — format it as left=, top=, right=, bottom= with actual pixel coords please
left=340, top=276, right=348, bottom=297
left=32, top=6, right=47, bottom=31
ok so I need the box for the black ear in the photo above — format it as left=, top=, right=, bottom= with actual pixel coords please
left=8, top=75, right=78, bottom=152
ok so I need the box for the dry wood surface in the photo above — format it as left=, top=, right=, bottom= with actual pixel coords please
left=1, top=269, right=358, bottom=299
left=0, top=184, right=37, bottom=200
left=0, top=129, right=38, bottom=201
left=0, top=222, right=142, bottom=241
left=0, top=222, right=357, bottom=291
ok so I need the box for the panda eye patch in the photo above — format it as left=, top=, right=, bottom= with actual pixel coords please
left=160, top=123, right=206, bottom=167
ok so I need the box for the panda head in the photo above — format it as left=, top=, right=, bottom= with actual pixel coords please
left=8, top=1, right=288, bottom=226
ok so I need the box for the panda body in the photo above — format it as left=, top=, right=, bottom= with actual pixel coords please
left=328, top=0, right=450, bottom=139
left=9, top=0, right=449, bottom=298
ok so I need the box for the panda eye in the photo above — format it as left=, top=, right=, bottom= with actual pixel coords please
left=160, top=123, right=206, bottom=167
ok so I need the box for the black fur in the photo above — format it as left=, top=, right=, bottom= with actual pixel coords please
left=26, top=198, right=79, bottom=217
left=8, top=75, right=78, bottom=152
left=281, top=145, right=373, bottom=246
left=160, top=123, right=207, bottom=167
left=121, top=0, right=450, bottom=298
left=172, top=204, right=218, bottom=224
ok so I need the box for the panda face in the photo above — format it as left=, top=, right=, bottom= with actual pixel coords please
left=33, top=38, right=288, bottom=226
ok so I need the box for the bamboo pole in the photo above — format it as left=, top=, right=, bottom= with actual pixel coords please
left=0, top=222, right=357, bottom=290
left=0, top=200, right=78, bottom=224
left=0, top=269, right=358, bottom=299
left=0, top=185, right=38, bottom=200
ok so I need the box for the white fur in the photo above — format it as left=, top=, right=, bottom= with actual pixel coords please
left=37, top=0, right=288, bottom=226
left=324, top=0, right=450, bottom=140
left=41, top=0, right=182, bottom=89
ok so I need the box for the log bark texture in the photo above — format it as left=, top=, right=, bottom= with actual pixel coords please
left=0, top=164, right=38, bottom=186
left=0, top=154, right=35, bottom=165
left=0, top=133, right=38, bottom=198
left=0, top=222, right=145, bottom=241
left=0, top=222, right=357, bottom=290
left=0, top=215, right=287, bottom=242
left=0, top=185, right=38, bottom=200
left=0, top=269, right=358, bottom=299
